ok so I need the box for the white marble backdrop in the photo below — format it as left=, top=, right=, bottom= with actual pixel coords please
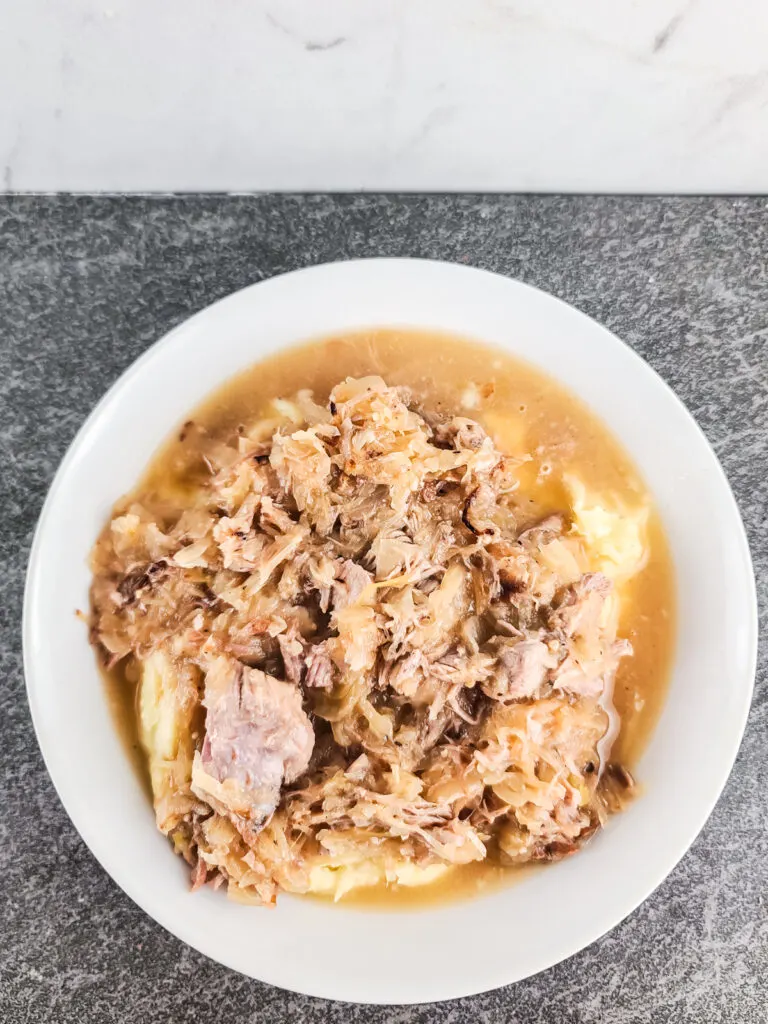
left=2, top=0, right=767, bottom=192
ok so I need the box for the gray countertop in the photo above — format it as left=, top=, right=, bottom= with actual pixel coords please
left=1, top=196, right=766, bottom=1023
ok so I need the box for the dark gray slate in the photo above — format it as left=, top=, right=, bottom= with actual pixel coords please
left=1, top=196, right=766, bottom=1023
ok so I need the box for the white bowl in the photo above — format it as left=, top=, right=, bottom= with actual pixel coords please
left=24, top=259, right=757, bottom=1004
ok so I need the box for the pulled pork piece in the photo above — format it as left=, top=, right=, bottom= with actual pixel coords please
left=90, top=373, right=647, bottom=904
left=277, top=625, right=306, bottom=687
left=332, top=559, right=374, bottom=610
left=483, top=637, right=557, bottom=701
left=594, top=762, right=636, bottom=817
left=305, top=641, right=335, bottom=690
left=550, top=572, right=612, bottom=639
left=548, top=573, right=632, bottom=699
left=191, top=657, right=314, bottom=833
left=517, top=514, right=564, bottom=546
left=462, top=481, right=499, bottom=537
left=433, top=416, right=489, bottom=451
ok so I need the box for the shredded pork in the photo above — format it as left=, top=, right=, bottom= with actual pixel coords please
left=90, top=375, right=641, bottom=904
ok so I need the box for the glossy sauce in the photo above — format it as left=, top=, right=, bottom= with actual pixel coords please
left=104, top=328, right=676, bottom=908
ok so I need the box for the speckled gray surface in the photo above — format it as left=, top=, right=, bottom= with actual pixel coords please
left=1, top=196, right=766, bottom=1023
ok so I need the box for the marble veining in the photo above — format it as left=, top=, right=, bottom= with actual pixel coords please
left=0, top=195, right=766, bottom=1022
left=2, top=1, right=768, bottom=191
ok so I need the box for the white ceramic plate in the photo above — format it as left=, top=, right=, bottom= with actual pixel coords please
left=24, top=259, right=756, bottom=1004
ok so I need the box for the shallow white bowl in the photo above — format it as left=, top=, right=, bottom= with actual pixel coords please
left=24, top=259, right=756, bottom=1004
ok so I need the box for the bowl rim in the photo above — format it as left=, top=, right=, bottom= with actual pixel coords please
left=23, top=257, right=758, bottom=1004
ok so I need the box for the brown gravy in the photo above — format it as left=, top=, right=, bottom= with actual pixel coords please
left=103, top=327, right=676, bottom=908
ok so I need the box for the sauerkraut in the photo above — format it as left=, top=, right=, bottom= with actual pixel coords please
left=90, top=375, right=645, bottom=904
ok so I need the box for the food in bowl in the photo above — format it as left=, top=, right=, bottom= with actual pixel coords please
left=89, top=328, right=674, bottom=906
